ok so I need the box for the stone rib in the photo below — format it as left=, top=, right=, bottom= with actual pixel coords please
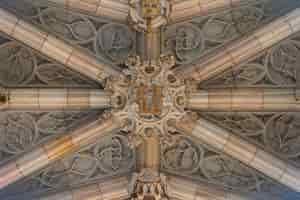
left=186, top=88, right=300, bottom=112
left=37, top=176, right=130, bottom=200
left=0, top=116, right=124, bottom=189
left=166, top=175, right=254, bottom=200
left=137, top=132, right=160, bottom=172
left=0, top=7, right=123, bottom=83
left=170, top=0, right=260, bottom=23
left=173, top=7, right=300, bottom=83
left=169, top=116, right=300, bottom=192
left=31, top=0, right=130, bottom=23
left=0, top=88, right=112, bottom=111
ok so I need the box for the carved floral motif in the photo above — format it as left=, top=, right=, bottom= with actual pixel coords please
left=266, top=40, right=300, bottom=85
left=205, top=112, right=300, bottom=167
left=0, top=42, right=36, bottom=86
left=165, top=5, right=266, bottom=64
left=39, top=8, right=96, bottom=44
left=0, top=1, right=298, bottom=199
left=161, top=135, right=271, bottom=192
left=34, top=134, right=135, bottom=189
left=265, top=114, right=300, bottom=158
left=0, top=113, right=37, bottom=155
left=201, top=155, right=258, bottom=190
left=37, top=7, right=134, bottom=64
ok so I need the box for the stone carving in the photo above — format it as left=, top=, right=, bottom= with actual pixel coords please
left=36, top=63, right=96, bottom=86
left=206, top=113, right=265, bottom=137
left=34, top=6, right=135, bottom=64
left=202, top=35, right=300, bottom=87
left=265, top=114, right=300, bottom=158
left=129, top=0, right=170, bottom=31
left=0, top=112, right=37, bottom=155
left=0, top=38, right=97, bottom=87
left=161, top=135, right=270, bottom=192
left=33, top=134, right=135, bottom=189
left=37, top=111, right=94, bottom=135
left=205, top=112, right=300, bottom=167
left=203, top=62, right=266, bottom=86
left=161, top=136, right=203, bottom=173
left=229, top=5, right=265, bottom=35
left=165, top=23, right=204, bottom=64
left=0, top=0, right=299, bottom=199
left=203, top=6, right=264, bottom=42
left=266, top=40, right=300, bottom=85
left=94, top=134, right=135, bottom=173
left=0, top=42, right=36, bottom=86
left=164, top=5, right=266, bottom=64
left=201, top=155, right=258, bottom=190
left=0, top=111, right=94, bottom=162
left=39, top=8, right=96, bottom=44
left=130, top=169, right=168, bottom=200
left=96, top=24, right=134, bottom=62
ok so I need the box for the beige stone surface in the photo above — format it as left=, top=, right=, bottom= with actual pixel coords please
left=44, top=136, right=77, bottom=162
left=171, top=116, right=300, bottom=192
left=193, top=118, right=230, bottom=151
left=176, top=7, right=300, bottom=82
left=15, top=147, right=49, bottom=177
left=223, top=135, right=257, bottom=165
left=41, top=35, right=74, bottom=65
left=187, top=88, right=300, bottom=112
left=39, top=177, right=129, bottom=200
left=0, top=8, right=122, bottom=83
left=0, top=162, right=23, bottom=189
left=8, top=88, right=39, bottom=110
left=249, top=149, right=287, bottom=180
left=71, top=117, right=120, bottom=147
left=166, top=176, right=252, bottom=200
left=170, top=0, right=258, bottom=23
left=0, top=9, right=19, bottom=35
left=5, top=89, right=112, bottom=110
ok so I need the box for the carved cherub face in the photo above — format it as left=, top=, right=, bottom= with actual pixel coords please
left=142, top=0, right=161, bottom=19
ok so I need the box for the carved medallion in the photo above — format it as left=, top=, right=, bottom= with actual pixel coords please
left=96, top=24, right=134, bottom=62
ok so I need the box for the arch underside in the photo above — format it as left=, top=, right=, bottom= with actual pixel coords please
left=0, top=0, right=300, bottom=199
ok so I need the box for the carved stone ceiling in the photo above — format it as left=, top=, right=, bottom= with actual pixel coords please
left=0, top=0, right=300, bottom=199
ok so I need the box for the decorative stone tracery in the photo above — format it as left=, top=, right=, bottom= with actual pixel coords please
left=1, top=0, right=300, bottom=199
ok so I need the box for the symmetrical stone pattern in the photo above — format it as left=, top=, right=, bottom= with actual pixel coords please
left=0, top=0, right=300, bottom=200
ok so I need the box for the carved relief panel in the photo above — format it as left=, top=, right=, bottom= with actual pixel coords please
left=161, top=134, right=294, bottom=198
left=164, top=3, right=269, bottom=64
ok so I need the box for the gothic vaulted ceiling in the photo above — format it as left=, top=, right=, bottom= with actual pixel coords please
left=0, top=0, right=300, bottom=199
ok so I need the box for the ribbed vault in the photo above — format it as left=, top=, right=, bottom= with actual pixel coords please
left=0, top=0, right=300, bottom=199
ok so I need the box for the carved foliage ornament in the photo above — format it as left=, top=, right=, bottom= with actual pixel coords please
left=0, top=40, right=96, bottom=87
left=164, top=5, right=266, bottom=64
left=203, top=35, right=300, bottom=87
left=0, top=112, right=93, bottom=158
left=34, top=134, right=134, bottom=189
left=205, top=112, right=300, bottom=167
left=37, top=7, right=134, bottom=64
left=161, top=135, right=264, bottom=192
